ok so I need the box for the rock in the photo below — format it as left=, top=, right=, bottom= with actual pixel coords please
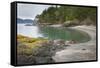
left=65, top=40, right=71, bottom=45
left=82, top=48, right=86, bottom=50
left=65, top=40, right=78, bottom=44
left=70, top=40, right=78, bottom=44
left=17, top=55, right=36, bottom=65
left=47, top=40, right=54, bottom=45
left=34, top=57, right=54, bottom=64
left=33, top=43, right=55, bottom=57
left=81, top=17, right=94, bottom=25
left=53, top=39, right=65, bottom=46
left=63, top=19, right=79, bottom=27
left=17, top=55, right=55, bottom=64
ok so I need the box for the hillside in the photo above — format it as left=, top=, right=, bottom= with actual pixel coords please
left=17, top=18, right=33, bottom=23
left=36, top=5, right=97, bottom=26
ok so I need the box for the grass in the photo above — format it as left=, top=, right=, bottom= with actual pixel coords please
left=17, top=35, right=48, bottom=56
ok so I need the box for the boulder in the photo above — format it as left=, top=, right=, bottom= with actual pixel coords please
left=47, top=40, right=54, bottom=45
left=65, top=40, right=71, bottom=45
left=65, top=40, right=78, bottom=44
left=53, top=39, right=65, bottom=46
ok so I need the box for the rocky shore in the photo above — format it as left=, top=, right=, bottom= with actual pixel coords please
left=17, top=25, right=96, bottom=65
left=52, top=25, right=96, bottom=62
left=17, top=38, right=71, bottom=64
left=17, top=35, right=71, bottom=65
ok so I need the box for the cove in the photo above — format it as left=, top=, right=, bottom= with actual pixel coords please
left=17, top=24, right=91, bottom=43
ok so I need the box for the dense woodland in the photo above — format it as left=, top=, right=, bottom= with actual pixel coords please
left=36, top=5, right=97, bottom=26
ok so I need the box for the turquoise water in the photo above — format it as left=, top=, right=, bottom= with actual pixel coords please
left=18, top=24, right=91, bottom=43
left=39, top=26, right=91, bottom=43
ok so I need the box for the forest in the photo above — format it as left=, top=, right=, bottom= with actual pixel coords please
left=17, top=5, right=97, bottom=65
left=36, top=5, right=97, bottom=26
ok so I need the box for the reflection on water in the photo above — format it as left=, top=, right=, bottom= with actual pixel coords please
left=17, top=24, right=43, bottom=38
left=17, top=23, right=90, bottom=43
left=39, top=26, right=91, bottom=42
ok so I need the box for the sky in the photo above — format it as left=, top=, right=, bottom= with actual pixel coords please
left=17, top=3, right=51, bottom=20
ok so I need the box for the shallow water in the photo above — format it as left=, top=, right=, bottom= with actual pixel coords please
left=17, top=24, right=90, bottom=43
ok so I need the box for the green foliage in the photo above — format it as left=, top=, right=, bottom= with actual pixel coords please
left=36, top=5, right=96, bottom=25
left=17, top=35, right=48, bottom=56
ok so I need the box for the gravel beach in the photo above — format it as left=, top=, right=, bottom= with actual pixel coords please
left=52, top=25, right=97, bottom=62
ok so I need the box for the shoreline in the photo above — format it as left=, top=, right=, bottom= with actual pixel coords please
left=17, top=24, right=97, bottom=63
left=52, top=25, right=96, bottom=62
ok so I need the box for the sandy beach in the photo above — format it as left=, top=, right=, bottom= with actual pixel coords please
left=52, top=25, right=97, bottom=62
